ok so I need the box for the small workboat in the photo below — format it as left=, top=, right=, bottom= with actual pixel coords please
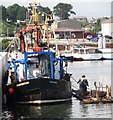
left=72, top=86, right=113, bottom=104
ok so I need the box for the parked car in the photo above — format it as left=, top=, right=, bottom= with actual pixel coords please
left=8, top=33, right=14, bottom=37
left=104, top=35, right=112, bottom=39
left=0, top=34, right=6, bottom=37
left=86, top=35, right=93, bottom=40
left=104, top=35, right=113, bottom=42
left=91, top=37, right=98, bottom=42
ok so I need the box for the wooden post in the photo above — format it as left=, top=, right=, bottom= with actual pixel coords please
left=94, top=82, right=99, bottom=100
left=107, top=86, right=111, bottom=99
left=101, top=83, right=103, bottom=91
left=111, top=73, right=113, bottom=98
left=98, top=82, right=100, bottom=91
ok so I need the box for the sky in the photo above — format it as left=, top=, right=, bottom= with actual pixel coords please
left=1, top=0, right=113, bottom=19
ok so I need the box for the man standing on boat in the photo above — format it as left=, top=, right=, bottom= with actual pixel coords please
left=98, top=34, right=107, bottom=49
left=77, top=75, right=89, bottom=98
left=98, top=34, right=103, bottom=49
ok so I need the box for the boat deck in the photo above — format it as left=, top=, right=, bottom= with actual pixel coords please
left=81, top=98, right=113, bottom=104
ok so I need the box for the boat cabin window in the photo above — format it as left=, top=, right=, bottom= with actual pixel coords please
left=54, top=61, right=60, bottom=79
left=80, top=49, right=85, bottom=54
left=38, top=54, right=50, bottom=77
left=73, top=48, right=96, bottom=54
left=27, top=54, right=50, bottom=79
left=73, top=49, right=88, bottom=54
left=88, top=49, right=96, bottom=54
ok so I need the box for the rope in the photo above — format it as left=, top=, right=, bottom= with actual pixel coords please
left=71, top=75, right=78, bottom=83
left=71, top=84, right=78, bottom=90
left=70, top=75, right=79, bottom=90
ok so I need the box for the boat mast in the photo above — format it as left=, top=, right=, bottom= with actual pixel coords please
left=27, top=2, right=54, bottom=50
left=19, top=1, right=55, bottom=52
left=28, top=2, right=40, bottom=26
left=43, top=14, right=52, bottom=50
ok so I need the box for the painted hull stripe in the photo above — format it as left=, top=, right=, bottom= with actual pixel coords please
left=15, top=98, right=72, bottom=104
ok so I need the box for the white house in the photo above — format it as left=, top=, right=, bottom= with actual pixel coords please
left=101, top=17, right=113, bottom=37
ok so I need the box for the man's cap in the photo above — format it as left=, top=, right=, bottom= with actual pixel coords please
left=82, top=75, right=85, bottom=77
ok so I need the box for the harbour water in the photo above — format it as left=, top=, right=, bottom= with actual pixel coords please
left=2, top=60, right=113, bottom=119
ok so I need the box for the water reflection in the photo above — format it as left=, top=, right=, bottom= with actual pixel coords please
left=80, top=103, right=112, bottom=118
left=2, top=101, right=73, bottom=119
left=80, top=104, right=89, bottom=117
left=71, top=97, right=112, bottom=118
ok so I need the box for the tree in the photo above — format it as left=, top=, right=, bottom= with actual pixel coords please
left=7, top=4, right=19, bottom=22
left=94, top=19, right=101, bottom=32
left=17, top=6, right=26, bottom=21
left=53, top=3, right=75, bottom=20
left=7, top=4, right=26, bottom=22
left=0, top=5, right=8, bottom=21
left=40, top=6, right=52, bottom=14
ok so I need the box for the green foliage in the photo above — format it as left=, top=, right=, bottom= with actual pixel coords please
left=0, top=5, right=8, bottom=21
left=17, top=6, right=26, bottom=21
left=0, top=39, right=9, bottom=50
left=96, top=19, right=101, bottom=26
left=0, top=6, right=1, bottom=20
left=0, top=22, right=16, bottom=34
left=95, top=25, right=101, bottom=32
left=0, top=4, right=26, bottom=22
left=0, top=4, right=52, bottom=34
left=94, top=19, right=101, bottom=32
left=7, top=4, right=19, bottom=22
left=53, top=3, right=74, bottom=20
left=40, top=6, right=52, bottom=14
left=70, top=11, right=76, bottom=15
left=7, top=4, right=26, bottom=22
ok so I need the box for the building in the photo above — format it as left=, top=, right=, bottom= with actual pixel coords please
left=73, top=16, right=88, bottom=25
left=101, top=17, right=113, bottom=37
left=55, top=27, right=84, bottom=39
left=57, top=19, right=81, bottom=29
left=53, top=19, right=84, bottom=39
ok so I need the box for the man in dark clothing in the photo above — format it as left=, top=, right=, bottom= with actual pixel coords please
left=82, top=75, right=89, bottom=92
left=77, top=75, right=89, bottom=98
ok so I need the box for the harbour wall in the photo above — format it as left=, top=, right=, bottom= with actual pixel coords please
left=0, top=52, right=7, bottom=82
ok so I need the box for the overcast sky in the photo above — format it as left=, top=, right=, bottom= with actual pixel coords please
left=1, top=0, right=112, bottom=19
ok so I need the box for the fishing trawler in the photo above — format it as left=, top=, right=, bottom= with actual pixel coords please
left=2, top=2, right=72, bottom=105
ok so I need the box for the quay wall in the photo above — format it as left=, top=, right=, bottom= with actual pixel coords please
left=0, top=52, right=7, bottom=82
left=49, top=39, right=113, bottom=51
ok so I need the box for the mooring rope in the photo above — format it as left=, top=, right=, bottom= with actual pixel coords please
left=71, top=76, right=78, bottom=83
